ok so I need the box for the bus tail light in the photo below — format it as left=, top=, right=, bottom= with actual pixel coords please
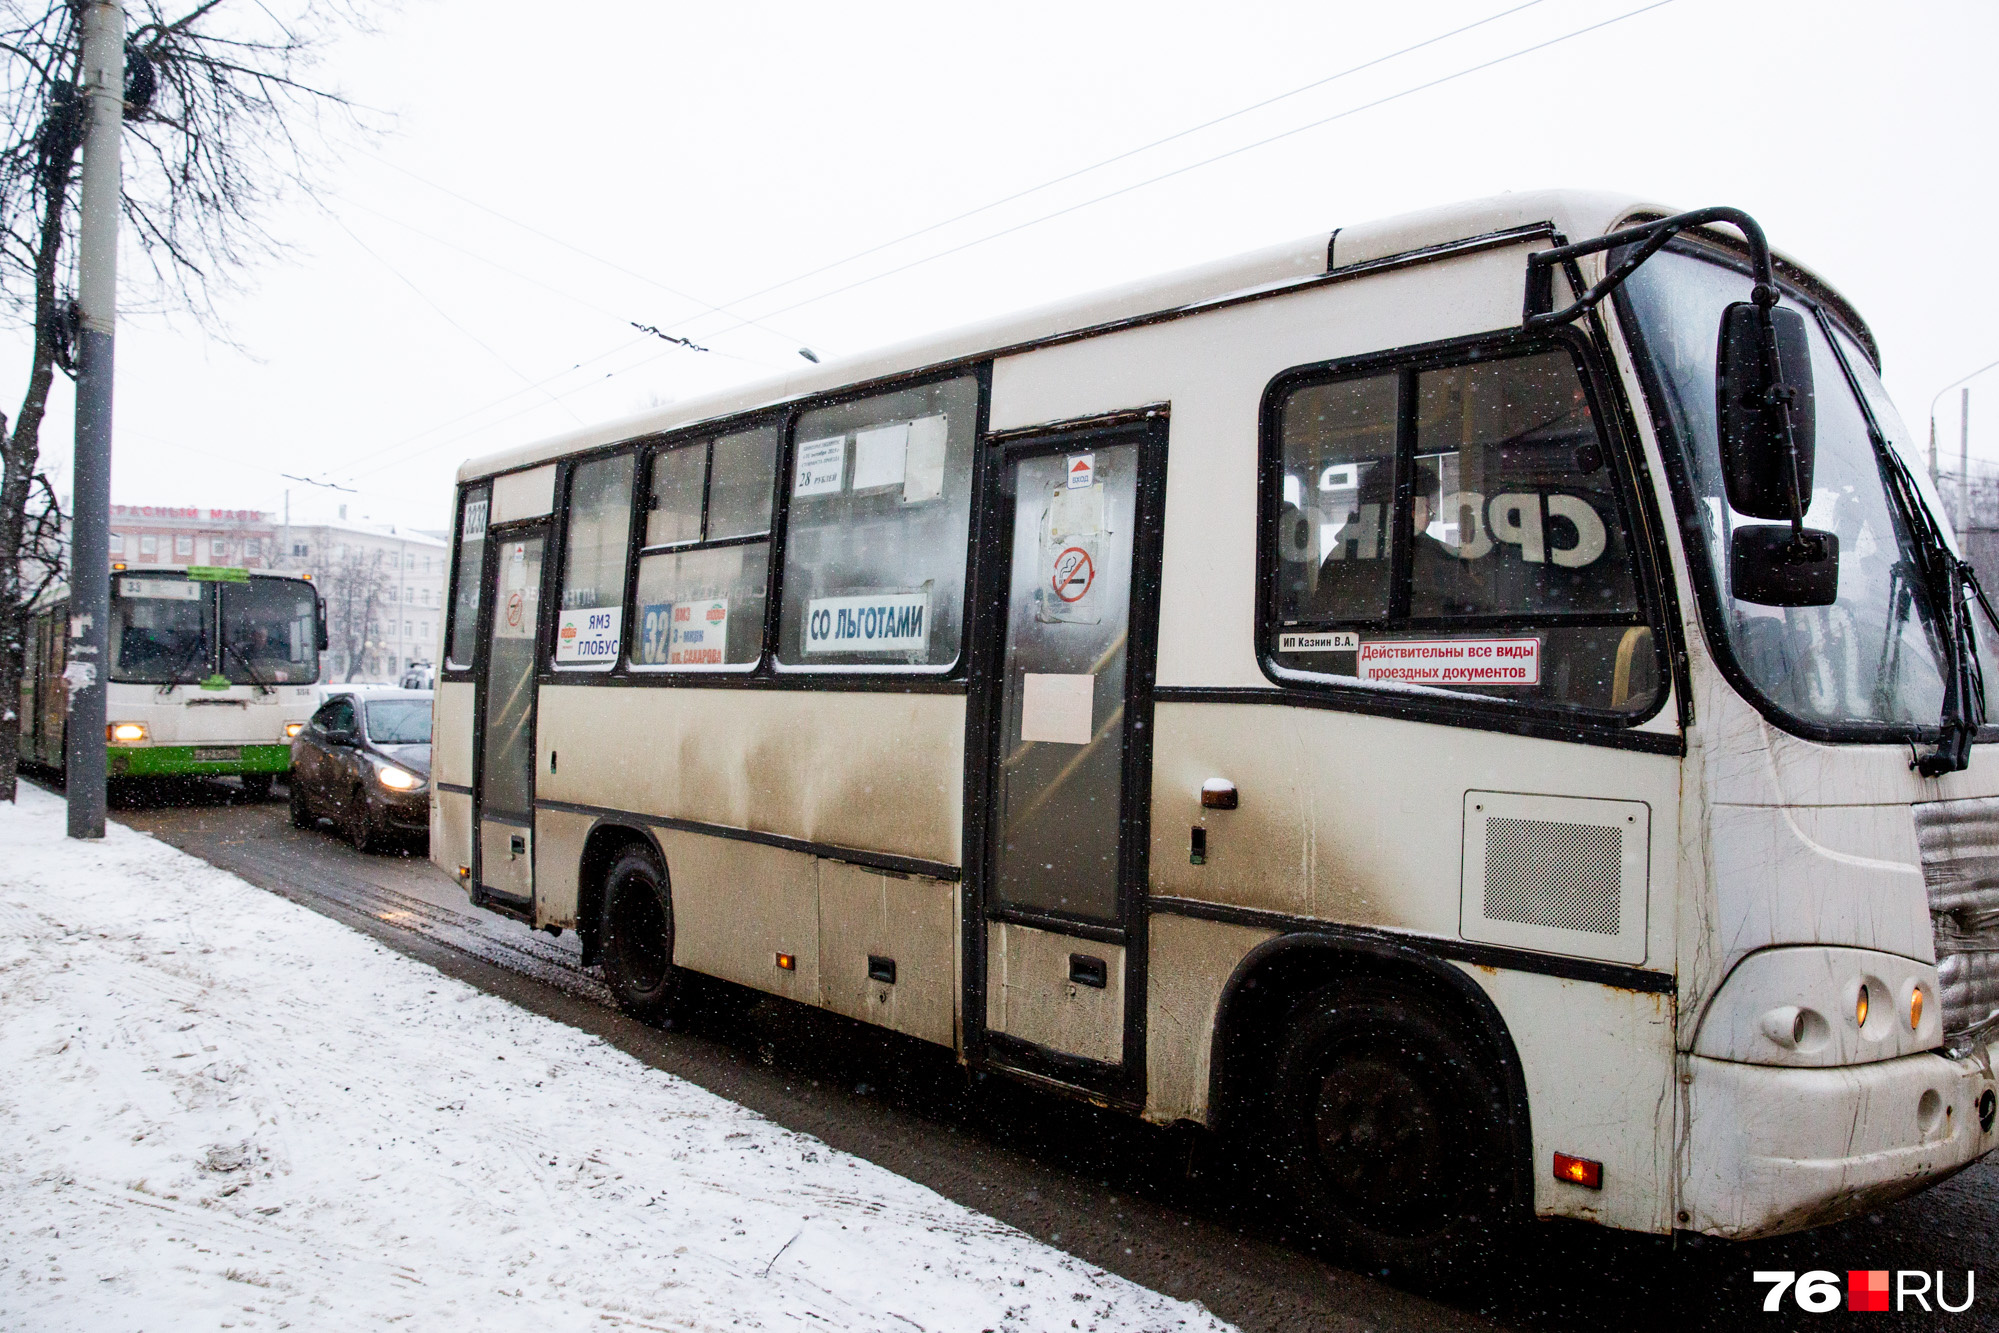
left=1553, top=1153, right=1602, bottom=1190
left=108, top=722, right=148, bottom=743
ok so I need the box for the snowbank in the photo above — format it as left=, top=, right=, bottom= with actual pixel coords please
left=0, top=785, right=1232, bottom=1332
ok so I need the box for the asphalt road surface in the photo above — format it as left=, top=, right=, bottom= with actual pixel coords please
left=52, top=773, right=1999, bottom=1332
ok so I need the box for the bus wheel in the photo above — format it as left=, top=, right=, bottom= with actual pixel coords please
left=289, top=780, right=314, bottom=829
left=598, top=846, right=681, bottom=1025
left=1269, top=981, right=1514, bottom=1282
left=241, top=773, right=274, bottom=801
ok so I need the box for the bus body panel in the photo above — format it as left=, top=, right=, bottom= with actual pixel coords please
left=431, top=679, right=476, bottom=877
left=986, top=922, right=1126, bottom=1064
left=817, top=859, right=958, bottom=1048
left=1142, top=913, right=1277, bottom=1123
left=533, top=685, right=965, bottom=871
left=657, top=828, right=822, bottom=1005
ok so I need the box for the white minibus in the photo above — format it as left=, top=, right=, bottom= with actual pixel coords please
left=433, top=190, right=1999, bottom=1274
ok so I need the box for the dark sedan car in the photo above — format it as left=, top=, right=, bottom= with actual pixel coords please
left=289, top=689, right=432, bottom=852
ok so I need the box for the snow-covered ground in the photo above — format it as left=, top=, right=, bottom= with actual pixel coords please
left=0, top=784, right=1233, bottom=1332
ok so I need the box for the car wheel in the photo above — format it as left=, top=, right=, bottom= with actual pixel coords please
left=345, top=787, right=378, bottom=853
left=598, top=845, right=682, bottom=1025
left=1268, top=979, right=1518, bottom=1282
left=288, top=777, right=314, bottom=829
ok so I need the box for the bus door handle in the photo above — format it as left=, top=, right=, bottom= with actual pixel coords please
left=1069, top=953, right=1108, bottom=989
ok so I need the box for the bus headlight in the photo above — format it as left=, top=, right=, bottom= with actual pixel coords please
left=1692, top=945, right=1941, bottom=1067
left=107, top=722, right=148, bottom=744
left=375, top=764, right=421, bottom=791
left=285, top=721, right=305, bottom=738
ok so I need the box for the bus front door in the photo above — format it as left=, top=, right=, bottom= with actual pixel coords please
left=474, top=527, right=547, bottom=911
left=975, top=422, right=1163, bottom=1104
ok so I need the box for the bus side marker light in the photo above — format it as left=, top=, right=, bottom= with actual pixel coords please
left=1856, top=984, right=1870, bottom=1029
left=1910, top=987, right=1924, bottom=1031
left=1553, top=1153, right=1602, bottom=1189
left=108, top=722, right=148, bottom=743
left=776, top=952, right=796, bottom=971
left=456, top=865, right=471, bottom=881
left=285, top=722, right=305, bottom=738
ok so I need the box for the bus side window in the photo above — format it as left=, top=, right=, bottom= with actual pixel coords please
left=554, top=453, right=636, bottom=671
left=1268, top=346, right=1660, bottom=716
left=629, top=423, right=780, bottom=672
left=445, top=484, right=489, bottom=671
left=774, top=374, right=980, bottom=671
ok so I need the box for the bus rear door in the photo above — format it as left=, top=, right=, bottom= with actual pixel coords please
left=973, top=420, right=1165, bottom=1105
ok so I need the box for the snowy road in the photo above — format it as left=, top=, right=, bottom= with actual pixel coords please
left=20, top=778, right=1999, bottom=1333
left=0, top=783, right=1241, bottom=1331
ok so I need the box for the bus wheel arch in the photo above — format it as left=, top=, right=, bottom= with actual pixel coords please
left=575, top=821, right=666, bottom=967
left=1207, top=932, right=1533, bottom=1267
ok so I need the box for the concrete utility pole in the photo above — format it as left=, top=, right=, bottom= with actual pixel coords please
left=65, top=1, right=123, bottom=840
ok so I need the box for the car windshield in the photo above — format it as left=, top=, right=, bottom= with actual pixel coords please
left=220, top=579, right=320, bottom=684
left=366, top=699, right=432, bottom=744
left=109, top=575, right=212, bottom=682
left=1622, top=247, right=1949, bottom=733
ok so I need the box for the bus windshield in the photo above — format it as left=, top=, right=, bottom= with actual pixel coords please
left=109, top=575, right=212, bottom=683
left=220, top=579, right=320, bottom=684
left=1622, top=247, right=1948, bottom=734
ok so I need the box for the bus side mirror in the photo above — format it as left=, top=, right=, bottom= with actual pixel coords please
left=1730, top=524, right=1839, bottom=606
left=1716, top=302, right=1816, bottom=520
left=316, top=601, right=330, bottom=652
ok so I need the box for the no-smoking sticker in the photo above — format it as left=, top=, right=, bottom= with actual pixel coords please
left=1051, top=546, right=1095, bottom=602
left=506, top=590, right=524, bottom=628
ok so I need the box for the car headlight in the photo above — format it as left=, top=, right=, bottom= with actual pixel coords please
left=375, top=764, right=421, bottom=791
left=107, top=722, right=148, bottom=743
left=285, top=721, right=304, bottom=738
left=1693, top=945, right=1940, bottom=1067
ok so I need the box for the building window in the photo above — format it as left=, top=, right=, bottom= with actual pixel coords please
left=140, top=535, right=157, bottom=556
left=109, top=533, right=124, bottom=554
left=292, top=543, right=308, bottom=558
left=175, top=534, right=193, bottom=556
left=211, top=538, right=228, bottom=558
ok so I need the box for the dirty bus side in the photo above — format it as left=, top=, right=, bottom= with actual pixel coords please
left=430, top=190, right=1999, bottom=1275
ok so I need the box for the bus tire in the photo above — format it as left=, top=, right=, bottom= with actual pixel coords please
left=1269, top=980, right=1515, bottom=1282
left=598, top=845, right=681, bottom=1026
left=289, top=779, right=314, bottom=829
left=241, top=773, right=274, bottom=801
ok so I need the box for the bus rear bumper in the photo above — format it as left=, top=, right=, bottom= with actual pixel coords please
left=1683, top=1046, right=1998, bottom=1239
left=107, top=743, right=292, bottom=778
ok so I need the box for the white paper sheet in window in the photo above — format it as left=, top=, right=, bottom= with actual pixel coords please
left=853, top=423, right=909, bottom=490
left=902, top=414, right=948, bottom=504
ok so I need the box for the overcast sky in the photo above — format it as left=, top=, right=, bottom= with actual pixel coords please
left=12, top=0, right=1996, bottom=531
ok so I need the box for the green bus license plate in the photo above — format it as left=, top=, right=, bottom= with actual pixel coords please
left=192, top=747, right=241, bottom=762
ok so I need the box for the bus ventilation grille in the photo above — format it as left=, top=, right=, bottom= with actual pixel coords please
left=1483, top=818, right=1623, bottom=935
left=1459, top=791, right=1649, bottom=966
left=1913, top=796, right=1999, bottom=1055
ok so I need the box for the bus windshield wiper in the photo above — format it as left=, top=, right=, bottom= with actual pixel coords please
left=223, top=638, right=276, bottom=695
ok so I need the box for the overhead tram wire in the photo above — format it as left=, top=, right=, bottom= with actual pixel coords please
left=730, top=0, right=1679, bottom=329
left=330, top=216, right=589, bottom=429
left=348, top=2, right=1674, bottom=481
left=657, top=0, right=1552, bottom=342
left=356, top=150, right=824, bottom=356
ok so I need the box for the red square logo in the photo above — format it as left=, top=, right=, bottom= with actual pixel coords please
left=1849, top=1270, right=1891, bottom=1312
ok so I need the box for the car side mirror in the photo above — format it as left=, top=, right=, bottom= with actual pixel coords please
left=1730, top=524, right=1840, bottom=607
left=326, top=725, right=359, bottom=747
left=1716, top=302, right=1816, bottom=520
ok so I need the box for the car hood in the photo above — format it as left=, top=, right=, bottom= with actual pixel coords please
left=368, top=742, right=431, bottom=779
